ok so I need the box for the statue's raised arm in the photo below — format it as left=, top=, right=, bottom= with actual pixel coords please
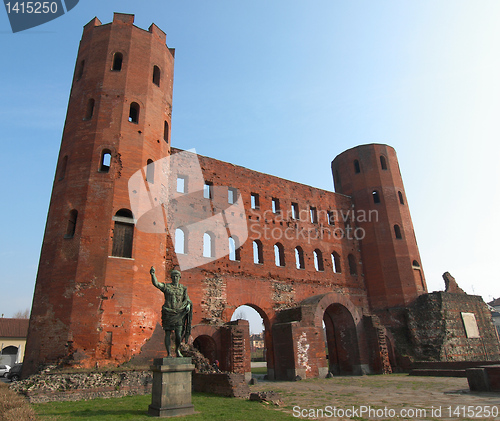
left=150, top=266, right=164, bottom=290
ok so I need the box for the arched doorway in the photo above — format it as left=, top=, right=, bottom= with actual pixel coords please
left=231, top=304, right=273, bottom=379
left=193, top=334, right=217, bottom=363
left=323, top=303, right=360, bottom=374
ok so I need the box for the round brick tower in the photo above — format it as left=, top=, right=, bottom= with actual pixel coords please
left=24, top=13, right=175, bottom=375
left=331, top=144, right=427, bottom=311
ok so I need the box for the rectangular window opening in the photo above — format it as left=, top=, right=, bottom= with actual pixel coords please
left=251, top=193, right=260, bottom=209
left=177, top=176, right=187, bottom=193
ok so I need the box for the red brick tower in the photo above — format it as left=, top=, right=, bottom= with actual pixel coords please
left=24, top=13, right=175, bottom=375
left=331, top=144, right=427, bottom=311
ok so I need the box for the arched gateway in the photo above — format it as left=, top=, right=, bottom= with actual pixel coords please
left=272, top=293, right=371, bottom=380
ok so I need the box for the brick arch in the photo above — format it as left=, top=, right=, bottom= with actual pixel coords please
left=299, top=292, right=368, bottom=375
left=300, top=292, right=363, bottom=328
left=229, top=302, right=274, bottom=375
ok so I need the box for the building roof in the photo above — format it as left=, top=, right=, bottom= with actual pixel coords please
left=0, top=318, right=29, bottom=338
left=488, top=297, right=500, bottom=307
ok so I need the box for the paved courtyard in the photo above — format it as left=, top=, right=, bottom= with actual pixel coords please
left=249, top=374, right=500, bottom=420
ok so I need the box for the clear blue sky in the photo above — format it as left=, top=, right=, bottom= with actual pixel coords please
left=1, top=1, right=499, bottom=323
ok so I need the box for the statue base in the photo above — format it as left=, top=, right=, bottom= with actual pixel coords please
left=148, top=357, right=195, bottom=417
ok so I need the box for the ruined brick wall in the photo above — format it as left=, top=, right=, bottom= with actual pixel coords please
left=408, top=292, right=500, bottom=361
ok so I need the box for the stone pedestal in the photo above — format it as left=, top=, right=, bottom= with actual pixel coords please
left=148, top=357, right=195, bottom=417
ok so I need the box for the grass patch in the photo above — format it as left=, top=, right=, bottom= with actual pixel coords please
left=34, top=392, right=296, bottom=420
left=250, top=367, right=267, bottom=375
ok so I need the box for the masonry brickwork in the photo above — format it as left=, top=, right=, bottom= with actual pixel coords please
left=23, top=13, right=500, bottom=380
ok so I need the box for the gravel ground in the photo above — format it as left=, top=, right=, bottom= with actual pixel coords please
left=249, top=374, right=500, bottom=420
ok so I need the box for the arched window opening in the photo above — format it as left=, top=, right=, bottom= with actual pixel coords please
left=372, top=190, right=381, bottom=204
left=394, top=224, right=402, bottom=239
left=99, top=150, right=111, bottom=173
left=164, top=121, right=169, bottom=143
left=253, top=240, right=263, bottom=264
left=112, top=52, right=123, bottom=71
left=348, top=254, right=357, bottom=276
left=412, top=260, right=420, bottom=268
left=229, top=236, right=240, bottom=261
left=398, top=191, right=405, bottom=205
left=59, top=155, right=68, bottom=180
left=331, top=252, right=341, bottom=273
left=84, top=98, right=95, bottom=120
left=380, top=155, right=388, bottom=170
left=354, top=160, right=361, bottom=174
left=153, top=65, right=161, bottom=86
left=314, top=249, right=324, bottom=271
left=146, top=159, right=155, bottom=184
left=175, top=228, right=187, bottom=254
left=65, top=209, right=78, bottom=238
left=76, top=59, right=85, bottom=81
left=112, top=209, right=134, bottom=258
left=274, top=243, right=285, bottom=267
left=203, top=232, right=215, bottom=258
left=295, top=246, right=305, bottom=269
left=129, top=102, right=140, bottom=123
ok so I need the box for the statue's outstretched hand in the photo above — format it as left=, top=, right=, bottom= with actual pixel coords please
left=150, top=266, right=155, bottom=275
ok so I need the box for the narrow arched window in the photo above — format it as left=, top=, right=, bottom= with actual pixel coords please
left=394, top=224, right=402, bottom=239
left=331, top=252, right=341, bottom=273
left=146, top=159, right=155, bottom=184
left=354, top=160, right=361, bottom=174
left=175, top=228, right=187, bottom=254
left=253, top=240, right=263, bottom=264
left=65, top=209, right=78, bottom=238
left=76, top=59, right=85, bottom=81
left=164, top=121, right=169, bottom=143
left=274, top=243, right=285, bottom=267
left=59, top=155, right=68, bottom=180
left=111, top=209, right=134, bottom=258
left=112, top=52, right=123, bottom=71
left=153, top=65, right=161, bottom=86
left=84, top=98, right=95, bottom=120
left=203, top=232, right=215, bottom=258
left=412, top=260, right=420, bottom=268
left=398, top=191, right=405, bottom=205
left=229, top=236, right=240, bottom=261
left=314, top=249, right=324, bottom=271
left=348, top=254, right=357, bottom=275
left=372, top=190, right=381, bottom=204
left=99, top=150, right=111, bottom=172
left=295, top=246, right=305, bottom=269
left=129, top=102, right=140, bottom=123
left=380, top=155, right=388, bottom=170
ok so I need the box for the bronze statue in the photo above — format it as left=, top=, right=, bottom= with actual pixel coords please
left=150, top=267, right=192, bottom=357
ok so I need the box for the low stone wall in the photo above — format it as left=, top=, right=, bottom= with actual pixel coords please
left=10, top=370, right=153, bottom=403
left=11, top=370, right=251, bottom=403
left=192, top=373, right=250, bottom=398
